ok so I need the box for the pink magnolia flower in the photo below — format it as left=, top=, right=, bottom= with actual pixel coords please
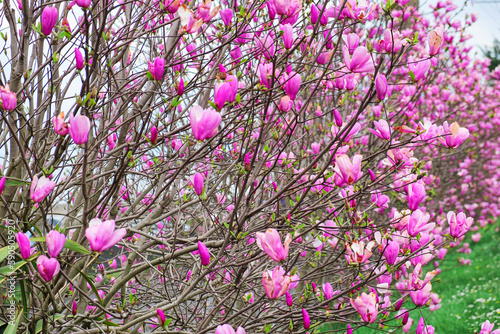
left=447, top=211, right=473, bottom=238
left=69, top=113, right=91, bottom=145
left=46, top=230, right=66, bottom=258
left=471, top=233, right=481, bottom=242
left=52, top=112, right=69, bottom=136
left=258, top=63, right=274, bottom=89
left=16, top=232, right=31, bottom=260
left=75, top=48, right=84, bottom=70
left=37, top=255, right=60, bottom=282
left=350, top=292, right=379, bottom=323
left=375, top=74, right=388, bottom=100
left=409, top=59, right=431, bottom=82
left=215, top=324, right=245, bottom=334
left=157, top=309, right=165, bottom=326
left=30, top=175, right=56, bottom=203
left=343, top=46, right=375, bottom=73
left=1, top=85, right=17, bottom=111
left=195, top=0, right=220, bottom=22
left=334, top=154, right=363, bottom=186
left=286, top=291, right=293, bottom=306
left=178, top=5, right=204, bottom=34
left=189, top=105, right=222, bottom=141
left=198, top=241, right=210, bottom=265
left=302, top=309, right=310, bottom=329
left=193, top=173, right=204, bottom=196
left=323, top=282, right=333, bottom=299
left=410, top=282, right=432, bottom=306
left=41, top=7, right=58, bottom=36
left=272, top=0, right=302, bottom=17
left=76, top=0, right=91, bottom=8
left=407, top=210, right=435, bottom=237
left=368, top=119, right=391, bottom=140
left=428, top=25, right=444, bottom=56
left=0, top=177, right=4, bottom=195
left=148, top=57, right=165, bottom=81
left=283, top=71, right=301, bottom=100
left=346, top=240, right=375, bottom=264
left=437, top=121, right=469, bottom=148
left=278, top=95, right=292, bottom=112
left=85, top=218, right=127, bottom=252
left=282, top=23, right=294, bottom=49
left=256, top=228, right=292, bottom=262
left=407, top=183, right=426, bottom=211
left=219, top=9, right=233, bottom=26
left=262, top=266, right=299, bottom=299
left=384, top=240, right=400, bottom=265
left=343, top=33, right=360, bottom=54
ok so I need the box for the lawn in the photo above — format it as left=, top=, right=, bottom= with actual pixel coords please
left=318, top=223, right=500, bottom=333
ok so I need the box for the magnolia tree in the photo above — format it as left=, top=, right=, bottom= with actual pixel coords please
left=1, top=0, right=500, bottom=332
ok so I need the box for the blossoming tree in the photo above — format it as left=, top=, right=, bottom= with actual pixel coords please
left=0, top=0, right=499, bottom=333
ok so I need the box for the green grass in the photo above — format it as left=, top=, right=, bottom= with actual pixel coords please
left=318, top=223, right=500, bottom=333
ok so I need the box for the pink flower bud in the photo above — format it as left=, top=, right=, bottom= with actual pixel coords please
left=41, top=7, right=58, bottom=36
left=46, top=230, right=66, bottom=258
left=157, top=308, right=165, bottom=326
left=282, top=23, right=293, bottom=49
left=150, top=126, right=158, bottom=145
left=0, top=177, right=5, bottom=196
left=76, top=0, right=91, bottom=8
left=69, top=113, right=91, bottom=145
left=193, top=172, right=204, bottom=196
left=177, top=77, right=184, bottom=96
left=72, top=301, right=77, bottom=315
left=333, top=108, right=342, bottom=127
left=394, top=299, right=404, bottom=311
left=149, top=57, right=165, bottom=81
left=347, top=324, right=353, bottom=334
left=375, top=74, right=388, bottom=100
left=323, top=282, right=333, bottom=300
left=198, top=241, right=210, bottom=266
left=283, top=71, right=301, bottom=100
left=75, top=48, right=84, bottom=70
left=286, top=291, right=293, bottom=306
left=278, top=95, right=292, bottom=112
left=16, top=232, right=31, bottom=260
left=220, top=9, right=233, bottom=26
left=407, top=183, right=426, bottom=211
left=302, top=309, right=310, bottom=329
left=384, top=240, right=399, bottom=265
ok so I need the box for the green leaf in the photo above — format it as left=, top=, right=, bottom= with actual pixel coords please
left=0, top=245, right=13, bottom=263
left=171, top=97, right=181, bottom=107
left=4, top=308, right=22, bottom=334
left=235, top=93, right=241, bottom=104
left=146, top=71, right=153, bottom=80
left=4, top=178, right=28, bottom=187
left=0, top=261, right=27, bottom=284
left=409, top=71, right=415, bottom=82
left=64, top=239, right=91, bottom=255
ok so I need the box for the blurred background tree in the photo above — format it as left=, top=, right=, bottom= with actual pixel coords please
left=482, top=39, right=500, bottom=71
